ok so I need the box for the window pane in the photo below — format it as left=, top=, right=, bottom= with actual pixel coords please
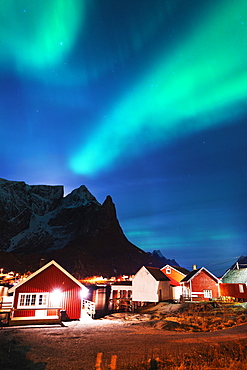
left=203, top=290, right=212, bottom=298
left=25, top=294, right=31, bottom=306
left=38, top=294, right=47, bottom=306
left=19, top=294, right=25, bottom=306
left=31, top=295, right=36, bottom=305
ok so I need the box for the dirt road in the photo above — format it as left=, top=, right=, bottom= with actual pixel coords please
left=1, top=319, right=247, bottom=370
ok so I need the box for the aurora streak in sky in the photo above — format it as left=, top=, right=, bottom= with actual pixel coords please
left=1, top=0, right=247, bottom=275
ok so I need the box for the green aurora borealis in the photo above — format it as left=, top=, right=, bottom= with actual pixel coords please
left=0, top=0, right=84, bottom=70
left=1, top=0, right=247, bottom=274
left=71, top=0, right=247, bottom=175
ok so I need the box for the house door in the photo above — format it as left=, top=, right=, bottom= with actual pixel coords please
left=159, top=289, right=162, bottom=302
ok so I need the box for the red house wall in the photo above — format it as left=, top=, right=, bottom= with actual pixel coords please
left=220, top=283, right=247, bottom=300
left=184, top=270, right=219, bottom=301
left=13, top=265, right=82, bottom=319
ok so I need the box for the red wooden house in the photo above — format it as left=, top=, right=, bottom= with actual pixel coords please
left=8, top=260, right=92, bottom=324
left=220, top=268, right=247, bottom=301
left=220, top=283, right=247, bottom=301
left=180, top=267, right=220, bottom=301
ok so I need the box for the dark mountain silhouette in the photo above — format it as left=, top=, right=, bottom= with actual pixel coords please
left=148, top=250, right=179, bottom=267
left=0, top=178, right=175, bottom=277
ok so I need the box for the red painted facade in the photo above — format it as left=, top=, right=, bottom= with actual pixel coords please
left=182, top=269, right=219, bottom=301
left=220, top=283, right=247, bottom=301
left=11, top=263, right=83, bottom=319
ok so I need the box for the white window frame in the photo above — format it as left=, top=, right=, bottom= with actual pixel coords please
left=166, top=268, right=171, bottom=274
left=17, top=293, right=48, bottom=308
left=203, top=289, right=212, bottom=299
left=239, top=284, right=244, bottom=293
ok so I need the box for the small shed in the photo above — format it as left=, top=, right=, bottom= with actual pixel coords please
left=8, top=260, right=91, bottom=324
left=180, top=267, right=220, bottom=301
left=132, top=266, right=170, bottom=304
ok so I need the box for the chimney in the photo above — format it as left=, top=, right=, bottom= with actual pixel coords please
left=192, top=264, right=197, bottom=270
left=39, top=259, right=46, bottom=268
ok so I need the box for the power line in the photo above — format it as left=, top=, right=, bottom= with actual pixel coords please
left=203, top=256, right=241, bottom=268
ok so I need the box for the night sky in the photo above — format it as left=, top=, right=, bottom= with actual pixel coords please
left=1, top=0, right=247, bottom=276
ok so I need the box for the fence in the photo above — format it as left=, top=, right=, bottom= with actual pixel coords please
left=82, top=298, right=95, bottom=317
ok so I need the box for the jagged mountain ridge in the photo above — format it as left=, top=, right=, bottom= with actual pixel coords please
left=148, top=250, right=179, bottom=267
left=0, top=178, right=173, bottom=277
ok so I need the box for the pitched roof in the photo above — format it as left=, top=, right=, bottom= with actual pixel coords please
left=180, top=267, right=219, bottom=283
left=162, top=265, right=190, bottom=276
left=144, top=266, right=170, bottom=281
left=8, top=260, right=84, bottom=293
left=231, top=256, right=247, bottom=269
left=180, top=268, right=199, bottom=282
left=221, top=268, right=247, bottom=284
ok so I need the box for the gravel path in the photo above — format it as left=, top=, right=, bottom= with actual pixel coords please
left=1, top=319, right=247, bottom=370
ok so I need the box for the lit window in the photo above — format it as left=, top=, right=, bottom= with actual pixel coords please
left=203, top=290, right=212, bottom=298
left=31, top=294, right=36, bottom=305
left=239, top=284, right=244, bottom=293
left=19, top=294, right=25, bottom=306
left=18, top=293, right=48, bottom=308
left=25, top=294, right=31, bottom=306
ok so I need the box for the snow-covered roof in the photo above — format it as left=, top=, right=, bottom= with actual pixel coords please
left=221, top=268, right=247, bottom=284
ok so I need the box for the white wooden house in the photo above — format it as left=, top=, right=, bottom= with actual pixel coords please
left=132, top=266, right=170, bottom=304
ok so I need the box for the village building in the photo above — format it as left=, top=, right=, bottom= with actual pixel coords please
left=220, top=267, right=247, bottom=301
left=6, top=260, right=95, bottom=325
left=180, top=266, right=220, bottom=301
left=132, top=266, right=170, bottom=306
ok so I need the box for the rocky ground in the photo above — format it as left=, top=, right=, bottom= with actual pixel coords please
left=108, top=301, right=247, bottom=332
left=1, top=302, right=247, bottom=370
